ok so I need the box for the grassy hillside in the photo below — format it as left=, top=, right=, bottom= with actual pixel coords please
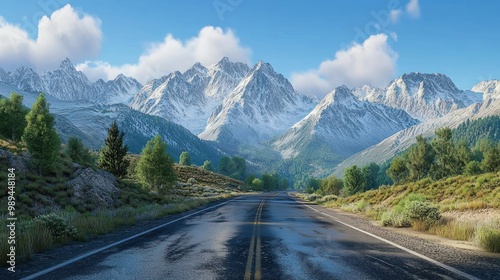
left=0, top=138, right=245, bottom=265
left=299, top=172, right=500, bottom=253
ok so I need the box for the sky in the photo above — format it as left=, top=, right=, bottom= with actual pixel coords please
left=0, top=0, right=499, bottom=98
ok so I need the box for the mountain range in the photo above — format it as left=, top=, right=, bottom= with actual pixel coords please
left=1, top=58, right=499, bottom=179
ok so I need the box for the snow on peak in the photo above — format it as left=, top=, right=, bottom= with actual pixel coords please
left=472, top=80, right=500, bottom=99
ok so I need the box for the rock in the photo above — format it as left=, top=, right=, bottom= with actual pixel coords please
left=0, top=149, right=32, bottom=174
left=66, top=167, right=120, bottom=207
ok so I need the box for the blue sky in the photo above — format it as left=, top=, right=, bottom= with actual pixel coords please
left=0, top=0, right=499, bottom=97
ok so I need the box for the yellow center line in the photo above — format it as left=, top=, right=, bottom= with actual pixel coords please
left=244, top=196, right=267, bottom=280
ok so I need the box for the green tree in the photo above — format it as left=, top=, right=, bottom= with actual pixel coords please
left=431, top=128, right=456, bottom=179
left=343, top=165, right=366, bottom=196
left=320, top=175, right=343, bottom=195
left=98, top=121, right=129, bottom=178
left=22, top=93, right=61, bottom=173
left=0, top=93, right=29, bottom=140
left=452, top=140, right=471, bottom=175
left=218, top=156, right=234, bottom=176
left=464, top=160, right=482, bottom=176
left=66, top=136, right=94, bottom=166
left=179, top=151, right=192, bottom=166
left=202, top=160, right=214, bottom=171
left=251, top=178, right=264, bottom=191
left=262, top=173, right=278, bottom=192
left=136, top=135, right=176, bottom=193
left=230, top=156, right=247, bottom=180
left=387, top=156, right=409, bottom=185
left=362, top=162, right=380, bottom=190
left=407, top=135, right=435, bottom=181
left=480, top=141, right=500, bottom=172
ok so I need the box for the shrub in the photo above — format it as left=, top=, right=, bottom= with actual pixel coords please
left=404, top=201, right=441, bottom=229
left=381, top=209, right=410, bottom=227
left=30, top=213, right=78, bottom=238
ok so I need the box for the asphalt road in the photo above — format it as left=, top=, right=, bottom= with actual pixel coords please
left=23, top=192, right=478, bottom=280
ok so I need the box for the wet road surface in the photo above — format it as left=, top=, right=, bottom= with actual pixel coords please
left=25, top=192, right=475, bottom=279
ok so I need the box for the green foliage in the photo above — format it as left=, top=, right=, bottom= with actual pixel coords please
left=179, top=151, right=192, bottom=166
left=29, top=213, right=78, bottom=238
left=407, top=135, right=435, bottom=181
left=479, top=140, right=500, bottom=172
left=343, top=165, right=366, bottom=196
left=135, top=135, right=176, bottom=193
left=431, top=127, right=456, bottom=179
left=22, top=93, right=61, bottom=174
left=387, top=156, right=409, bottom=184
left=305, top=177, right=320, bottom=193
left=319, top=175, right=343, bottom=195
left=476, top=227, right=500, bottom=253
left=201, top=160, right=214, bottom=171
left=251, top=178, right=263, bottom=191
left=403, top=201, right=441, bottom=227
left=453, top=116, right=500, bottom=146
left=218, top=155, right=247, bottom=180
left=98, top=121, right=130, bottom=177
left=66, top=136, right=94, bottom=166
left=0, top=92, right=29, bottom=140
left=464, top=160, right=482, bottom=176
left=362, top=162, right=380, bottom=190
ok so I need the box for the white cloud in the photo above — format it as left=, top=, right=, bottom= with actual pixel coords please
left=291, top=34, right=398, bottom=99
left=406, top=0, right=420, bottom=18
left=77, top=26, right=252, bottom=83
left=390, top=9, right=402, bottom=23
left=0, top=4, right=101, bottom=71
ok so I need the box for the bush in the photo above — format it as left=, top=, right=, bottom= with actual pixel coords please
left=404, top=201, right=441, bottom=229
left=29, top=213, right=78, bottom=238
left=381, top=209, right=410, bottom=227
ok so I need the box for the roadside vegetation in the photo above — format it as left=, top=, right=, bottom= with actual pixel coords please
left=296, top=117, right=500, bottom=253
left=0, top=92, right=244, bottom=265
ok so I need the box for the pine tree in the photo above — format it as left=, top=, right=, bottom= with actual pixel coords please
left=98, top=121, right=129, bottom=177
left=136, top=135, right=176, bottom=193
left=179, top=151, right=192, bottom=166
left=407, top=135, right=435, bottom=181
left=362, top=162, right=380, bottom=190
left=0, top=93, right=29, bottom=140
left=343, top=165, right=366, bottom=196
left=218, top=156, right=234, bottom=176
left=66, top=136, right=94, bottom=166
left=22, top=93, right=61, bottom=173
left=431, top=128, right=456, bottom=179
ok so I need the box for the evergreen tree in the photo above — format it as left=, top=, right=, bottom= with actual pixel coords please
left=480, top=141, right=500, bottom=172
left=98, top=121, right=129, bottom=177
left=431, top=128, right=456, bottom=179
left=202, top=160, right=214, bottom=171
left=320, top=175, right=343, bottom=195
left=179, top=151, right=192, bottom=166
left=66, top=136, right=94, bottom=166
left=452, top=140, right=472, bottom=175
left=0, top=93, right=29, bottom=140
left=343, top=165, right=366, bottom=196
left=362, top=162, right=380, bottom=190
left=22, top=93, right=61, bottom=174
left=136, top=135, right=176, bottom=193
left=407, top=135, right=435, bottom=181
left=218, top=156, right=234, bottom=176
left=387, top=156, right=409, bottom=184
left=230, top=156, right=247, bottom=180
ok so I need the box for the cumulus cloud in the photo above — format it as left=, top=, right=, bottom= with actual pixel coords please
left=291, top=34, right=398, bottom=98
left=406, top=0, right=420, bottom=18
left=0, top=4, right=101, bottom=71
left=77, top=26, right=252, bottom=83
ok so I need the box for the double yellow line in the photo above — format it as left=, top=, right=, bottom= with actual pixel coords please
left=244, top=197, right=267, bottom=280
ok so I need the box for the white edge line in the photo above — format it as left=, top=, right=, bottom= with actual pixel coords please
left=289, top=194, right=479, bottom=280
left=21, top=197, right=240, bottom=280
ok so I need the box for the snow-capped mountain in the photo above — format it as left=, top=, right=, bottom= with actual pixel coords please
left=333, top=97, right=500, bottom=176
left=199, top=61, right=317, bottom=146
left=204, top=57, right=250, bottom=102
left=0, top=58, right=142, bottom=104
left=272, top=86, right=419, bottom=159
left=356, top=73, right=482, bottom=120
left=472, top=80, right=500, bottom=100
left=130, top=71, right=209, bottom=134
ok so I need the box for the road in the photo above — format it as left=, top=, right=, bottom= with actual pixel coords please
left=23, top=192, right=479, bottom=280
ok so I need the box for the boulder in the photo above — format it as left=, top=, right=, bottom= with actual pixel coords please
left=66, top=167, right=120, bottom=207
